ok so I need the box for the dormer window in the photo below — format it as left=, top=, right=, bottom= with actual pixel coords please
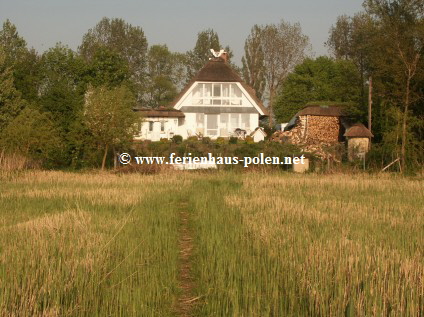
left=192, top=83, right=242, bottom=106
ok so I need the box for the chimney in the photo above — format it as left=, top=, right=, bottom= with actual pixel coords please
left=220, top=51, right=228, bottom=63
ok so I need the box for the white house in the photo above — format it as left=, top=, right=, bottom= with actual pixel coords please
left=134, top=51, right=268, bottom=141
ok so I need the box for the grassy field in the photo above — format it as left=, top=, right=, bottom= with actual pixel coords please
left=0, top=171, right=423, bottom=316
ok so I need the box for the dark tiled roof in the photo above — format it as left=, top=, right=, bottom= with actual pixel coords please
left=344, top=123, right=374, bottom=138
left=134, top=108, right=185, bottom=118
left=170, top=57, right=269, bottom=116
left=298, top=105, right=345, bottom=117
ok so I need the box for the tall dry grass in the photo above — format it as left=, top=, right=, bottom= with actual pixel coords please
left=192, top=172, right=423, bottom=316
left=0, top=171, right=191, bottom=316
left=1, top=171, right=422, bottom=316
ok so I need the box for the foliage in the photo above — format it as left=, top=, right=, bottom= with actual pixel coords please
left=274, top=56, right=363, bottom=123
left=144, top=45, right=180, bottom=108
left=84, top=46, right=130, bottom=88
left=241, top=25, right=266, bottom=100
left=83, top=85, right=139, bottom=169
left=241, top=21, right=311, bottom=126
left=185, top=29, right=236, bottom=82
left=328, top=0, right=424, bottom=171
left=0, top=48, right=24, bottom=132
left=39, top=44, right=86, bottom=131
left=0, top=107, right=62, bottom=165
left=79, top=17, right=148, bottom=99
left=171, top=135, right=183, bottom=144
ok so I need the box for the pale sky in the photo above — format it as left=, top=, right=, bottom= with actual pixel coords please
left=0, top=0, right=364, bottom=65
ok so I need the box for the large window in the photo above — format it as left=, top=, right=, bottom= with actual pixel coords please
left=192, top=83, right=242, bottom=106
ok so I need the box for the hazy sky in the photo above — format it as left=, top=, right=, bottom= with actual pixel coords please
left=0, top=0, right=364, bottom=64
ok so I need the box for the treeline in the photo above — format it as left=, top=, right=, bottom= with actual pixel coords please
left=273, top=0, right=424, bottom=171
left=0, top=0, right=423, bottom=172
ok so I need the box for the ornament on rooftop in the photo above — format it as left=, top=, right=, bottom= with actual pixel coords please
left=209, top=49, right=226, bottom=60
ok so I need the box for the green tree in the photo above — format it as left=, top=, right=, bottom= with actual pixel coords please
left=0, top=107, right=61, bottom=164
left=39, top=44, right=86, bottom=132
left=145, top=45, right=184, bottom=108
left=242, top=25, right=266, bottom=100
left=0, top=19, right=27, bottom=67
left=0, top=20, right=42, bottom=103
left=79, top=18, right=148, bottom=100
left=326, top=13, right=377, bottom=105
left=274, top=56, right=362, bottom=123
left=83, top=85, right=139, bottom=170
left=364, top=0, right=424, bottom=171
left=185, top=29, right=236, bottom=81
left=0, top=49, right=24, bottom=132
left=84, top=46, right=130, bottom=88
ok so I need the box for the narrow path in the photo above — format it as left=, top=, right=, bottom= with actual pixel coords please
left=174, top=202, right=197, bottom=317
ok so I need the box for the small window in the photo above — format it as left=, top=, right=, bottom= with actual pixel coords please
left=160, top=121, right=165, bottom=132
left=149, top=121, right=154, bottom=132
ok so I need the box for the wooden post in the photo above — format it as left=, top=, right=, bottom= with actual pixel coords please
left=368, top=76, right=372, bottom=133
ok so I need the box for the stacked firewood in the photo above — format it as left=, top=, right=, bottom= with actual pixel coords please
left=306, top=115, right=340, bottom=143
left=271, top=115, right=342, bottom=161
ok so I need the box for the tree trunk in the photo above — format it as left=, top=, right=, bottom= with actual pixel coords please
left=269, top=87, right=274, bottom=128
left=400, top=74, right=410, bottom=173
left=101, top=144, right=109, bottom=171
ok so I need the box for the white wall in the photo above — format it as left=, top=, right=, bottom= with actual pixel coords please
left=134, top=117, right=181, bottom=141
left=135, top=82, right=263, bottom=141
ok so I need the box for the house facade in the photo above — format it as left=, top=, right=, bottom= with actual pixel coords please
left=134, top=51, right=268, bottom=141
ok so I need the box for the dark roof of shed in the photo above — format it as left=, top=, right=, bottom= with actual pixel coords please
left=134, top=107, right=185, bottom=118
left=344, top=123, right=374, bottom=138
left=170, top=57, right=269, bottom=116
left=297, top=105, right=345, bottom=117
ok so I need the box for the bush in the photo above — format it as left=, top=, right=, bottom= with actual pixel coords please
left=187, top=136, right=198, bottom=142
left=171, top=135, right=183, bottom=144
left=216, top=137, right=227, bottom=145
left=245, top=136, right=254, bottom=144
left=229, top=137, right=238, bottom=144
left=202, top=137, right=211, bottom=144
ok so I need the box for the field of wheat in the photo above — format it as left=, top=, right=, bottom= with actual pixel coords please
left=0, top=171, right=422, bottom=316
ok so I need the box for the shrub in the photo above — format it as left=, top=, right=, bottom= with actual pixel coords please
left=202, top=137, right=211, bottom=144
left=229, top=137, right=238, bottom=144
left=215, top=137, right=227, bottom=145
left=171, top=135, right=183, bottom=144
left=187, top=136, right=198, bottom=142
left=245, top=136, right=254, bottom=144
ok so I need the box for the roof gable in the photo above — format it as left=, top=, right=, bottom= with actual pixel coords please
left=170, top=57, right=268, bottom=116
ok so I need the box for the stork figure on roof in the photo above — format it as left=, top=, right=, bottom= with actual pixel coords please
left=209, top=49, right=226, bottom=60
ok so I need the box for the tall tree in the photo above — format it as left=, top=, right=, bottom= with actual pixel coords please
left=326, top=13, right=377, bottom=105
left=242, top=20, right=311, bottom=126
left=79, top=18, right=148, bottom=100
left=83, top=85, right=139, bottom=170
left=364, top=0, right=424, bottom=171
left=0, top=49, right=24, bottom=132
left=39, top=44, right=86, bottom=132
left=242, top=25, right=266, bottom=100
left=185, top=29, right=236, bottom=81
left=0, top=20, right=42, bottom=103
left=85, top=46, right=130, bottom=88
left=0, top=20, right=27, bottom=67
left=274, top=56, right=362, bottom=123
left=144, top=45, right=180, bottom=108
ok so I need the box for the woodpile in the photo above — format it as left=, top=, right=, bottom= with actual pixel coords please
left=306, top=115, right=340, bottom=143
left=271, top=115, right=343, bottom=161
